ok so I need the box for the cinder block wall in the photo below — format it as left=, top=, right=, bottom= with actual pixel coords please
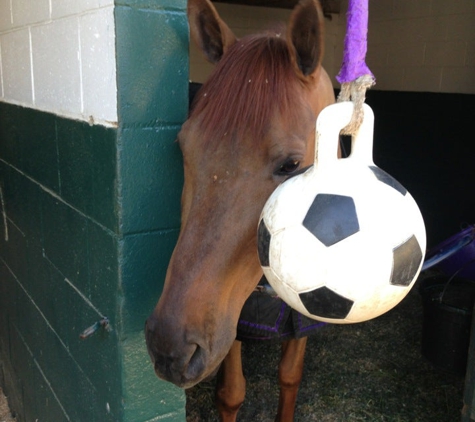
left=0, top=0, right=188, bottom=420
left=366, top=0, right=475, bottom=93
left=191, top=0, right=475, bottom=94
left=0, top=0, right=117, bottom=123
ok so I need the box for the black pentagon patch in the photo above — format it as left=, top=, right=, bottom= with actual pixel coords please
left=390, top=235, right=423, bottom=286
left=299, top=286, right=354, bottom=319
left=303, top=194, right=360, bottom=246
left=257, top=219, right=271, bottom=267
left=369, top=166, right=407, bottom=196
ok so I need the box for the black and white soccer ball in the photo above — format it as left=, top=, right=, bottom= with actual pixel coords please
left=257, top=103, right=426, bottom=324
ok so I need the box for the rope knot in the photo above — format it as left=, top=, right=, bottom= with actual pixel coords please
left=337, top=74, right=375, bottom=136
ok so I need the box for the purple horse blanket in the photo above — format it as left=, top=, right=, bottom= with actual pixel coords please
left=237, top=277, right=326, bottom=342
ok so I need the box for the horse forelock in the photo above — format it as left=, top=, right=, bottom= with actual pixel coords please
left=189, top=32, right=309, bottom=146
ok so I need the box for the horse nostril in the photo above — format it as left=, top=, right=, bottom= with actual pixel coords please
left=185, top=344, right=206, bottom=381
left=144, top=314, right=209, bottom=388
left=151, top=342, right=206, bottom=388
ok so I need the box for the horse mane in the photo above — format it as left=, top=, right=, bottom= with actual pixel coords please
left=190, top=32, right=308, bottom=145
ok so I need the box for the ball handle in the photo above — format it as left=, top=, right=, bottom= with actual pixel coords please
left=315, top=102, right=375, bottom=171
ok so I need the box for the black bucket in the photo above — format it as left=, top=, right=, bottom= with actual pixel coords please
left=420, top=275, right=475, bottom=375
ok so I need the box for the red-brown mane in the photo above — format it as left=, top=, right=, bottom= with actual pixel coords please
left=190, top=32, right=308, bottom=144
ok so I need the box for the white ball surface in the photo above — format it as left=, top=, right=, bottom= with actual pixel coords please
left=257, top=103, right=426, bottom=324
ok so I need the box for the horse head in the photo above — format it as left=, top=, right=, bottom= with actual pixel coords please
left=146, top=0, right=334, bottom=388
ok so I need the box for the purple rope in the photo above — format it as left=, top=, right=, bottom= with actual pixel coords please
left=336, top=0, right=374, bottom=84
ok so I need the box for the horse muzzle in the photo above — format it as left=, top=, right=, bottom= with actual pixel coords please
left=145, top=314, right=224, bottom=389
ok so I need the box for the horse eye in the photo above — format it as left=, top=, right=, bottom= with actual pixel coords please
left=277, top=159, right=300, bottom=175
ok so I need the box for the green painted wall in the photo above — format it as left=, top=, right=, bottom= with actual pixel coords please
left=0, top=0, right=188, bottom=420
left=0, top=104, right=123, bottom=421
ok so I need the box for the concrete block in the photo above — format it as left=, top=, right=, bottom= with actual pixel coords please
left=392, top=0, right=433, bottom=19
left=119, top=126, right=183, bottom=234
left=22, top=109, right=60, bottom=191
left=1, top=158, right=44, bottom=246
left=1, top=28, right=33, bottom=105
left=466, top=42, right=475, bottom=66
left=368, top=20, right=400, bottom=45
left=11, top=0, right=49, bottom=28
left=368, top=0, right=396, bottom=22
left=79, top=6, right=117, bottom=124
left=387, top=17, right=449, bottom=44
left=13, top=295, right=119, bottom=421
left=366, top=42, right=389, bottom=67
left=0, top=0, right=12, bottom=33
left=31, top=17, right=82, bottom=117
left=368, top=62, right=404, bottom=91
left=87, top=222, right=119, bottom=317
left=0, top=104, right=22, bottom=168
left=431, top=0, right=474, bottom=16
left=403, top=66, right=443, bottom=92
left=0, top=261, right=18, bottom=346
left=445, top=13, right=475, bottom=42
left=41, top=194, right=89, bottom=292
left=44, top=264, right=121, bottom=410
left=56, top=117, right=118, bottom=232
left=21, top=359, right=65, bottom=422
left=120, top=229, right=179, bottom=333
left=88, top=125, right=118, bottom=231
left=56, top=119, right=96, bottom=215
left=424, top=40, right=467, bottom=67
left=0, top=216, right=27, bottom=289
left=0, top=105, right=60, bottom=192
left=51, top=0, right=99, bottom=19
left=441, top=66, right=475, bottom=94
left=115, top=6, right=188, bottom=126
left=23, top=240, right=53, bottom=312
left=387, top=41, right=425, bottom=67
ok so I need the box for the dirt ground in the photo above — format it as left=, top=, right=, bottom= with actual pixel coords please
left=186, top=273, right=467, bottom=421
left=0, top=388, right=15, bottom=422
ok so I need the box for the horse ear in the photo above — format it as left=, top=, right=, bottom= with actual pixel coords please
left=188, top=0, right=237, bottom=64
left=287, top=0, right=325, bottom=78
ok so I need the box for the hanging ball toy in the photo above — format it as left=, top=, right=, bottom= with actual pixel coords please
left=257, top=102, right=426, bottom=324
left=257, top=0, right=426, bottom=324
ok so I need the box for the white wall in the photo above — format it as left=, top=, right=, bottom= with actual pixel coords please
left=366, top=0, right=475, bottom=93
left=2, top=0, right=471, bottom=124
left=190, top=0, right=475, bottom=94
left=0, top=0, right=117, bottom=126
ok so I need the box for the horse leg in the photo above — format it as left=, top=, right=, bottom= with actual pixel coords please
left=275, top=337, right=308, bottom=422
left=216, top=340, right=246, bottom=422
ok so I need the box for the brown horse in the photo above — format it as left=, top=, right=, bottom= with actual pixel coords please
left=145, top=0, right=335, bottom=419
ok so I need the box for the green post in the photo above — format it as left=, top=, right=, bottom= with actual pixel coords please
left=114, top=0, right=188, bottom=420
